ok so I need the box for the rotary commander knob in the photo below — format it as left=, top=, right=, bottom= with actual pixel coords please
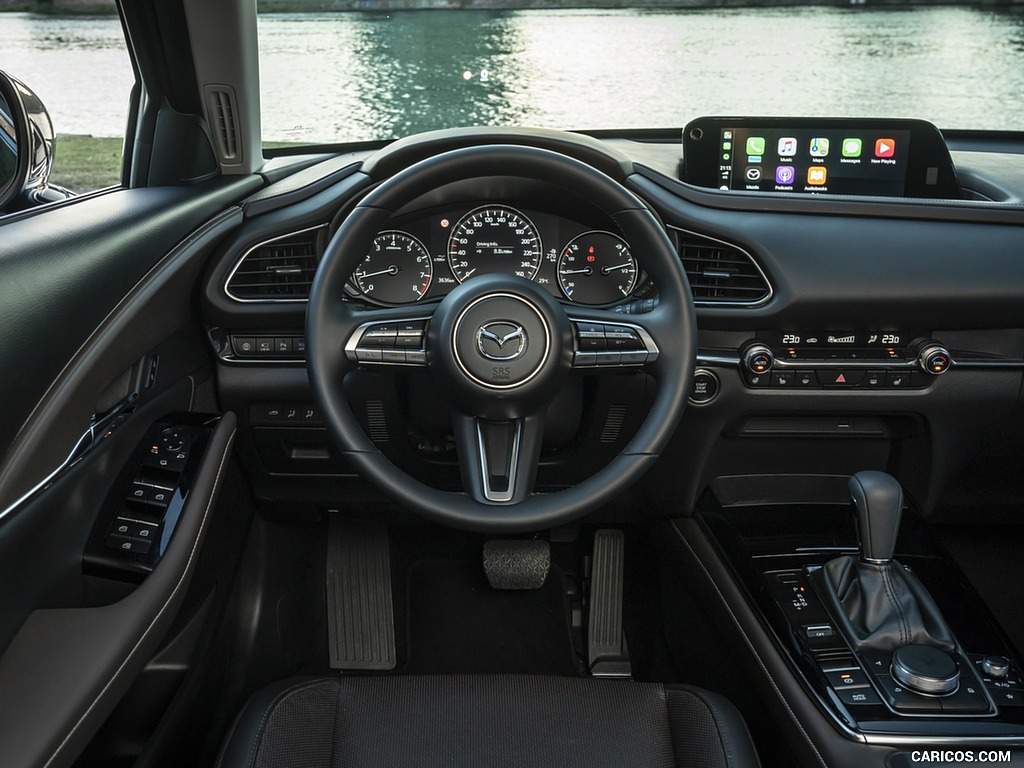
left=742, top=343, right=775, bottom=375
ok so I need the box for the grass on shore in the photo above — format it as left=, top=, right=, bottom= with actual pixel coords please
left=52, top=135, right=123, bottom=192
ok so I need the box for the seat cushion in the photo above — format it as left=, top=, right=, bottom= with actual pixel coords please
left=217, top=675, right=759, bottom=768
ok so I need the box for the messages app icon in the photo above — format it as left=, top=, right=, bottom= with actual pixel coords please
left=746, top=137, right=766, bottom=156
left=842, top=138, right=862, bottom=157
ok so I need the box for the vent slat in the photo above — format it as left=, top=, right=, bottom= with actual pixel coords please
left=678, top=234, right=770, bottom=305
left=227, top=233, right=321, bottom=300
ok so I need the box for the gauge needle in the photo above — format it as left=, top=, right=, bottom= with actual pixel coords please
left=357, top=265, right=399, bottom=279
left=462, top=268, right=477, bottom=279
left=560, top=267, right=592, bottom=275
left=601, top=263, right=632, bottom=274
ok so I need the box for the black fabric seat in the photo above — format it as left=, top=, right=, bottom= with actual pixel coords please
left=217, top=675, right=760, bottom=768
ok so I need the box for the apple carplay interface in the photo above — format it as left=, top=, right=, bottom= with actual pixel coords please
left=681, top=117, right=961, bottom=199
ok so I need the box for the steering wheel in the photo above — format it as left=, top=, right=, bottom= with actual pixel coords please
left=306, top=144, right=695, bottom=532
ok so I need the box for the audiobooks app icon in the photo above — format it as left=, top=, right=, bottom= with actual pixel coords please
left=807, top=166, right=827, bottom=185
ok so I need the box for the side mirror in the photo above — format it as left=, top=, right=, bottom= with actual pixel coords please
left=0, top=70, right=72, bottom=214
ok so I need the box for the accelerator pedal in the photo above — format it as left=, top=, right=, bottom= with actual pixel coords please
left=587, top=529, right=632, bottom=678
left=483, top=539, right=550, bottom=590
left=326, top=519, right=396, bottom=670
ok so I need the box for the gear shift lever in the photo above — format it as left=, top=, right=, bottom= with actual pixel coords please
left=849, top=470, right=903, bottom=564
left=808, top=471, right=956, bottom=653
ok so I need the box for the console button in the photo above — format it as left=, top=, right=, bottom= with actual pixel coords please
left=861, top=651, right=892, bottom=677
left=818, top=370, right=865, bottom=387
left=745, top=372, right=770, bottom=388
left=886, top=371, right=911, bottom=388
left=794, top=371, right=817, bottom=388
left=874, top=674, right=942, bottom=713
left=990, top=688, right=1023, bottom=707
left=274, top=337, right=293, bottom=354
left=771, top=371, right=794, bottom=387
left=863, top=371, right=885, bottom=388
left=826, top=669, right=871, bottom=690
left=232, top=336, right=256, bottom=356
left=294, top=337, right=307, bottom=354
left=837, top=687, right=882, bottom=706
left=940, top=680, right=991, bottom=714
left=256, top=337, right=275, bottom=355
left=127, top=483, right=150, bottom=503
left=149, top=487, right=172, bottom=506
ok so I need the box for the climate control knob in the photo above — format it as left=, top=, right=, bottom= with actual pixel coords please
left=742, top=344, right=775, bottom=375
left=917, top=343, right=952, bottom=375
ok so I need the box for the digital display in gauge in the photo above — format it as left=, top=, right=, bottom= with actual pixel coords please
left=446, top=206, right=543, bottom=283
left=354, top=231, right=432, bottom=303
left=557, top=231, right=638, bottom=304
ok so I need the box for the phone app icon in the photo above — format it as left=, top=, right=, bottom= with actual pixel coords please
left=875, top=138, right=896, bottom=158
left=746, top=136, right=766, bottom=156
left=807, top=166, right=827, bottom=185
left=722, top=141, right=732, bottom=150
left=842, top=138, right=862, bottom=157
left=777, top=137, right=798, bottom=157
left=809, top=137, right=830, bottom=157
left=775, top=166, right=796, bottom=185
left=744, top=166, right=762, bottom=182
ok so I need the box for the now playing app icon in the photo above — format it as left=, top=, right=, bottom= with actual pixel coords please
left=775, top=166, right=796, bottom=185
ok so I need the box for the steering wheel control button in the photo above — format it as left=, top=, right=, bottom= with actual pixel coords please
left=689, top=369, right=720, bottom=405
left=394, top=321, right=427, bottom=347
left=604, top=326, right=644, bottom=351
left=355, top=348, right=383, bottom=363
left=891, top=645, right=960, bottom=695
left=360, top=324, right=398, bottom=346
left=575, top=322, right=606, bottom=351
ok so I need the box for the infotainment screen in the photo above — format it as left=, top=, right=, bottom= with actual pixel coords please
left=681, top=117, right=960, bottom=199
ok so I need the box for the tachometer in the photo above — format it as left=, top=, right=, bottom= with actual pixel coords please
left=557, top=231, right=638, bottom=304
left=447, top=206, right=543, bottom=283
left=354, top=231, right=433, bottom=303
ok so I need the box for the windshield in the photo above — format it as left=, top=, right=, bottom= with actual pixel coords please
left=258, top=6, right=1024, bottom=145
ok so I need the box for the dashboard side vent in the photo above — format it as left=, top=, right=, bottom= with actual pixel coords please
left=226, top=227, right=325, bottom=302
left=674, top=229, right=772, bottom=306
left=204, top=85, right=241, bottom=165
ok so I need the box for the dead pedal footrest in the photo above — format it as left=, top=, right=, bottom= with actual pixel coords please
left=483, top=539, right=551, bottom=590
left=326, top=519, right=396, bottom=670
left=588, top=529, right=631, bottom=677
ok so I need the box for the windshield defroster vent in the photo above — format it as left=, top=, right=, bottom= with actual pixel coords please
left=673, top=228, right=772, bottom=306
left=226, top=227, right=326, bottom=302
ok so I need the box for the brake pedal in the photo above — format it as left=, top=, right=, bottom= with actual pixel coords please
left=587, top=529, right=631, bottom=678
left=483, top=539, right=550, bottom=589
left=326, top=519, right=396, bottom=670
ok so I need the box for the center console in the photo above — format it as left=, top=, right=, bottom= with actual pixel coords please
left=699, top=473, right=1024, bottom=746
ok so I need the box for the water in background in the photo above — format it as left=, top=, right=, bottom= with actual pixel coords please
left=2, top=6, right=1023, bottom=140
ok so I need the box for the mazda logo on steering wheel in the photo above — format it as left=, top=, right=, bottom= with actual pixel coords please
left=476, top=322, right=527, bottom=361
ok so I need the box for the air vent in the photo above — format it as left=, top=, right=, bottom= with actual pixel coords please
left=674, top=229, right=772, bottom=306
left=204, top=85, right=241, bottom=165
left=225, top=227, right=325, bottom=302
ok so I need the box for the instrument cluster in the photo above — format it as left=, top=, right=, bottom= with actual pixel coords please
left=344, top=203, right=653, bottom=306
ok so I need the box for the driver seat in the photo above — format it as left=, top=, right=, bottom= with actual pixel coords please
left=216, top=674, right=760, bottom=768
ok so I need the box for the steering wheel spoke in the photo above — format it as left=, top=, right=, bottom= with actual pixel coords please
left=451, top=412, right=545, bottom=505
left=566, top=310, right=662, bottom=371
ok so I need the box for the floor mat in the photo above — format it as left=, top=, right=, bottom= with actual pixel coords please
left=403, top=558, right=578, bottom=675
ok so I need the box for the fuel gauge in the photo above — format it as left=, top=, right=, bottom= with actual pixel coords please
left=557, top=231, right=637, bottom=304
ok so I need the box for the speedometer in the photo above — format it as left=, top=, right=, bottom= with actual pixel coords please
left=446, top=206, right=543, bottom=283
